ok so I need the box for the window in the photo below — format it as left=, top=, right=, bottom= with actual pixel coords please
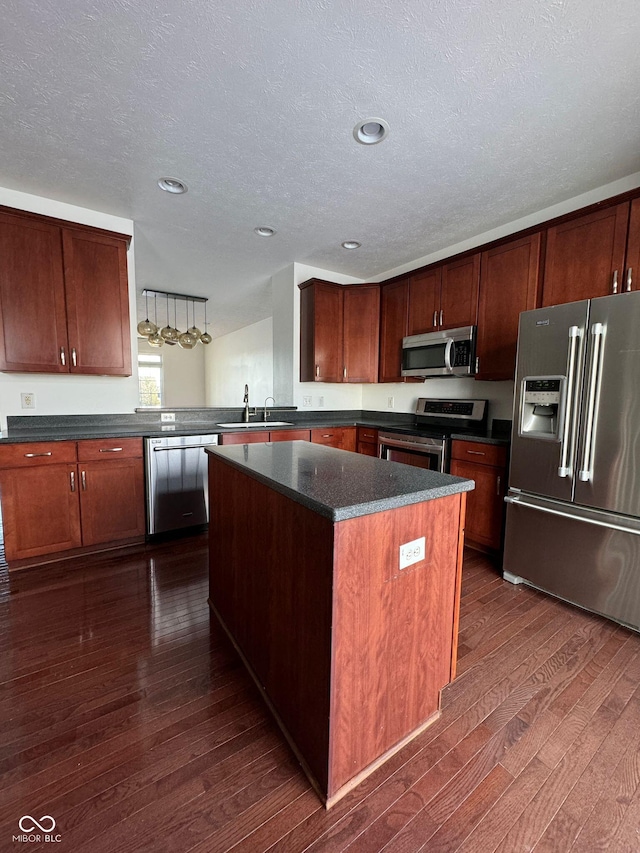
left=138, top=353, right=163, bottom=408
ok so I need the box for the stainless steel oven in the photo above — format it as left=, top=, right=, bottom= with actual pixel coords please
left=377, top=398, right=488, bottom=473
left=378, top=432, right=446, bottom=472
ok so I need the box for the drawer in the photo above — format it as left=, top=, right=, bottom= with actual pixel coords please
left=220, top=431, right=269, bottom=445
left=269, top=429, right=311, bottom=442
left=77, top=438, right=143, bottom=462
left=356, top=427, right=378, bottom=444
left=0, top=441, right=77, bottom=469
left=450, top=440, right=507, bottom=468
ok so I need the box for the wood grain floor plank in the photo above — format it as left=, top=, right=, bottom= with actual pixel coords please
left=3, top=537, right=640, bottom=853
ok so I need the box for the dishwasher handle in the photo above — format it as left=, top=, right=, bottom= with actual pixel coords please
left=152, top=443, right=217, bottom=451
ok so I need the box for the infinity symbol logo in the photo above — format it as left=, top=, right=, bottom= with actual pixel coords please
left=19, top=815, right=56, bottom=833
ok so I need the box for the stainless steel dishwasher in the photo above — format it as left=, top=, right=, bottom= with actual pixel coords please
left=145, top=434, right=219, bottom=534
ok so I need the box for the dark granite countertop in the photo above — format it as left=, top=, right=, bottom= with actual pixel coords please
left=206, top=441, right=474, bottom=522
left=0, top=412, right=511, bottom=446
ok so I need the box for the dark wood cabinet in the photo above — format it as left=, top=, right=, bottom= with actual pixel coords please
left=356, top=426, right=378, bottom=456
left=450, top=440, right=507, bottom=554
left=0, top=438, right=144, bottom=568
left=0, top=441, right=81, bottom=561
left=0, top=208, right=131, bottom=375
left=476, top=233, right=542, bottom=380
left=379, top=279, right=410, bottom=382
left=542, top=202, right=632, bottom=306
left=221, top=428, right=311, bottom=444
left=76, top=439, right=145, bottom=546
left=343, top=285, right=380, bottom=382
left=408, top=254, right=479, bottom=336
left=311, top=426, right=356, bottom=452
left=299, top=279, right=379, bottom=383
left=63, top=228, right=131, bottom=376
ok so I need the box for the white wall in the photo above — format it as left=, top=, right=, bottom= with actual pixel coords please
left=362, top=379, right=515, bottom=424
left=205, top=317, right=273, bottom=408
left=138, top=338, right=206, bottom=408
left=273, top=262, right=367, bottom=410
left=0, top=186, right=138, bottom=432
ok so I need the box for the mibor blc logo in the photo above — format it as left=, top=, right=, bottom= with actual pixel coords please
left=13, top=815, right=62, bottom=844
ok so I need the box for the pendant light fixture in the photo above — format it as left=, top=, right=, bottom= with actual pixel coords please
left=178, top=300, right=198, bottom=350
left=187, top=299, right=202, bottom=342
left=137, top=291, right=158, bottom=338
left=160, top=295, right=180, bottom=345
left=200, top=301, right=212, bottom=345
left=147, top=294, right=165, bottom=347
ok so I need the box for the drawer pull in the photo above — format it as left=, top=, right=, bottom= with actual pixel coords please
left=24, top=451, right=52, bottom=457
left=466, top=450, right=486, bottom=456
left=322, top=434, right=333, bottom=438
left=99, top=447, right=123, bottom=453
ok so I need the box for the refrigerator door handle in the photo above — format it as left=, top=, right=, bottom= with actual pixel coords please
left=558, top=325, right=580, bottom=478
left=505, top=494, right=640, bottom=537
left=578, top=322, right=604, bottom=482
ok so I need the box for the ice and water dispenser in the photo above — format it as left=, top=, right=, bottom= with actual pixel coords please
left=519, top=377, right=566, bottom=440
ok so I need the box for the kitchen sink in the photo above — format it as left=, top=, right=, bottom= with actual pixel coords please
left=215, top=421, right=294, bottom=428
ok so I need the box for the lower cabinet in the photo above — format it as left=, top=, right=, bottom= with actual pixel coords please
left=0, top=438, right=144, bottom=566
left=449, top=440, right=508, bottom=554
left=356, top=426, right=378, bottom=456
left=220, top=428, right=311, bottom=445
left=311, top=426, right=356, bottom=452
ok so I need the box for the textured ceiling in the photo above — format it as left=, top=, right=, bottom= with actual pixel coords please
left=1, top=0, right=639, bottom=336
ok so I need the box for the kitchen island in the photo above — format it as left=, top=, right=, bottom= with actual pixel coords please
left=206, top=440, right=473, bottom=807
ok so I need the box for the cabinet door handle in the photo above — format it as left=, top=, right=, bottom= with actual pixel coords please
left=70, top=471, right=76, bottom=492
left=433, top=310, right=438, bottom=328
left=496, top=475, right=501, bottom=495
left=343, top=366, right=347, bottom=379
left=612, top=270, right=619, bottom=294
left=99, top=447, right=123, bottom=453
left=24, top=451, right=52, bottom=457
left=81, top=470, right=87, bottom=490
left=439, top=309, right=443, bottom=327
left=60, top=347, right=66, bottom=366
left=315, top=364, right=319, bottom=377
left=71, top=348, right=77, bottom=367
left=475, top=356, right=480, bottom=373
left=466, top=450, right=486, bottom=456
left=627, top=268, right=633, bottom=292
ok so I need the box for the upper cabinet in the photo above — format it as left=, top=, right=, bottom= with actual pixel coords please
left=0, top=208, right=132, bottom=375
left=379, top=278, right=411, bottom=383
left=408, top=254, right=480, bottom=335
left=476, top=233, right=542, bottom=381
left=542, top=202, right=635, bottom=307
left=299, top=279, right=379, bottom=383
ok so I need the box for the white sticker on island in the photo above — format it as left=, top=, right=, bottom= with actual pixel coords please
left=399, top=536, right=426, bottom=570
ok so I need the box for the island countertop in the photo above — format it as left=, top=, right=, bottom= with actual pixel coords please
left=206, top=440, right=474, bottom=522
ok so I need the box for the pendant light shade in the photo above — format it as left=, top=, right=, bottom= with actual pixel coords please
left=160, top=296, right=180, bottom=344
left=200, top=301, right=212, bottom=344
left=137, top=291, right=158, bottom=337
left=147, top=294, right=164, bottom=346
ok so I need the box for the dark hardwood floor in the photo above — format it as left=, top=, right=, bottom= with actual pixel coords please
left=2, top=536, right=640, bottom=852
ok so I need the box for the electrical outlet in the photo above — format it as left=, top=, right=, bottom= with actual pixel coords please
left=302, top=396, right=312, bottom=408
left=161, top=412, right=176, bottom=422
left=399, top=536, right=426, bottom=570
left=388, top=396, right=394, bottom=408
left=318, top=396, right=324, bottom=407
left=21, top=392, right=35, bottom=410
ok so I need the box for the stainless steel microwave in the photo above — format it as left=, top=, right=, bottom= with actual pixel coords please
left=401, top=325, right=477, bottom=377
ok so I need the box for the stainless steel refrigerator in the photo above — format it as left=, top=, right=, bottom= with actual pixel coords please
left=503, top=291, right=640, bottom=631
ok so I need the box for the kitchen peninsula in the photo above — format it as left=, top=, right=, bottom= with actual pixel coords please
left=206, top=440, right=474, bottom=806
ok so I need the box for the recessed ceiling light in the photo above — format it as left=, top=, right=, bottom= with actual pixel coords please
left=353, top=118, right=390, bottom=145
left=158, top=177, right=188, bottom=194
left=254, top=226, right=276, bottom=237
left=341, top=240, right=361, bottom=250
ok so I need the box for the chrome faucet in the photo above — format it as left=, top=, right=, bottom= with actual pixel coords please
left=263, top=396, right=275, bottom=420
left=243, top=384, right=250, bottom=422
